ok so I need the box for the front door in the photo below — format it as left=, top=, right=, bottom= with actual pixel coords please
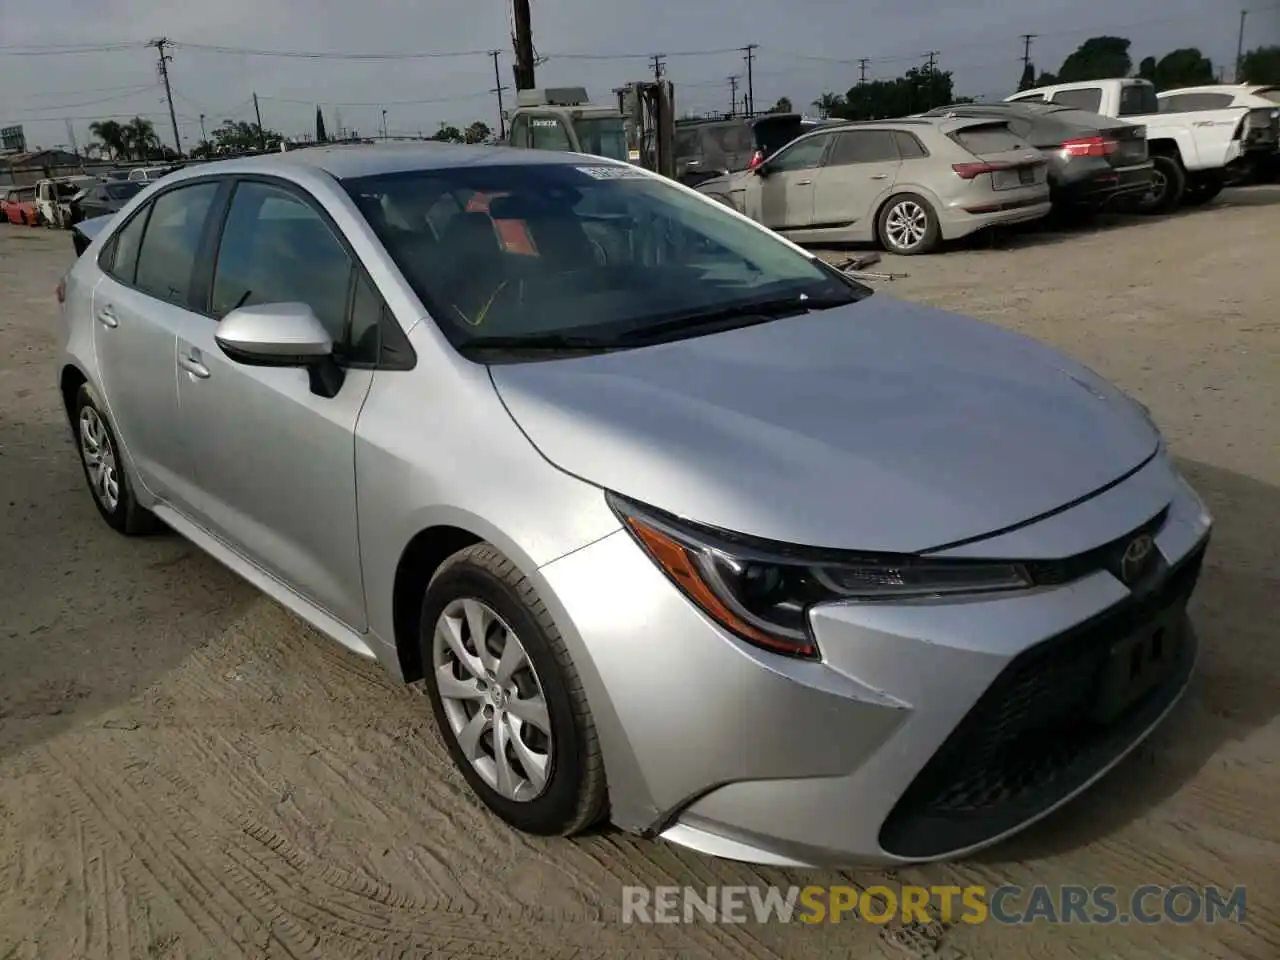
left=810, top=129, right=903, bottom=231
left=743, top=132, right=833, bottom=231
left=175, top=178, right=372, bottom=630
left=91, top=181, right=221, bottom=506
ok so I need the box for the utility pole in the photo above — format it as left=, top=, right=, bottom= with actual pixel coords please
left=858, top=58, right=869, bottom=84
left=381, top=109, right=388, bottom=139
left=1236, top=9, right=1248, bottom=82
left=743, top=44, right=758, bottom=117
left=1020, top=34, right=1036, bottom=75
left=252, top=91, right=266, bottom=150
left=148, top=38, right=183, bottom=158
left=490, top=50, right=507, bottom=139
left=65, top=119, right=79, bottom=157
left=511, top=0, right=536, bottom=91
left=650, top=53, right=666, bottom=82
left=728, top=75, right=740, bottom=116
left=925, top=50, right=939, bottom=73
left=199, top=113, right=206, bottom=141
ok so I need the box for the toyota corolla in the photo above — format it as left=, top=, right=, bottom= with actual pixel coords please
left=58, top=143, right=1211, bottom=866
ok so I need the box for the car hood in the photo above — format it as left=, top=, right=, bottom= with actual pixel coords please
left=489, top=297, right=1160, bottom=553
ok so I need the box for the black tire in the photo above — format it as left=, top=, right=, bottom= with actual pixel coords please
left=1181, top=177, right=1224, bottom=207
left=877, top=193, right=941, bottom=255
left=1135, top=154, right=1186, bottom=214
left=418, top=544, right=607, bottom=837
left=72, top=384, right=161, bottom=535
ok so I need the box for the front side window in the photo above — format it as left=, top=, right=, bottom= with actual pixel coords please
left=343, top=162, right=867, bottom=359
left=767, top=134, right=832, bottom=172
left=133, top=182, right=218, bottom=305
left=211, top=181, right=353, bottom=338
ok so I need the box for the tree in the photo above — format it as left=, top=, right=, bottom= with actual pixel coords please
left=831, top=66, right=958, bottom=120
left=812, top=92, right=843, bottom=118
left=1240, top=45, right=1280, bottom=84
left=1055, top=36, right=1133, bottom=83
left=122, top=117, right=161, bottom=160
left=89, top=119, right=127, bottom=160
left=190, top=139, right=217, bottom=160
left=768, top=96, right=793, bottom=113
left=1138, top=48, right=1215, bottom=90
left=463, top=120, right=491, bottom=144
left=430, top=124, right=463, bottom=143
left=315, top=106, right=328, bottom=143
left=208, top=119, right=282, bottom=154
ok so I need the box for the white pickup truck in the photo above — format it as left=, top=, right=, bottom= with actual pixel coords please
left=1007, top=78, right=1258, bottom=211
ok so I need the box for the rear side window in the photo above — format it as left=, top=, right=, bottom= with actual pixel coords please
left=674, top=128, right=702, bottom=158
left=893, top=131, right=929, bottom=158
left=106, top=207, right=151, bottom=285
left=1161, top=92, right=1234, bottom=112
left=133, top=182, right=218, bottom=306
left=751, top=118, right=805, bottom=155
left=952, top=124, right=1030, bottom=154
left=828, top=130, right=899, bottom=165
left=1051, top=87, right=1103, bottom=113
left=1118, top=84, right=1159, bottom=116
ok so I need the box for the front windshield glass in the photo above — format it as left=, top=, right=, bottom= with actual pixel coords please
left=343, top=163, right=866, bottom=356
left=574, top=117, right=629, bottom=161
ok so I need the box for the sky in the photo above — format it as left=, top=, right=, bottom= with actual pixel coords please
left=1, top=0, right=1275, bottom=153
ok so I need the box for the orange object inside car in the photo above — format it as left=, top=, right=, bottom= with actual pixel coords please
left=465, top=192, right=539, bottom=256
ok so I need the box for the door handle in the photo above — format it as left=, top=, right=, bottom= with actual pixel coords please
left=870, top=174, right=889, bottom=180
left=95, top=306, right=118, bottom=328
left=178, top=351, right=210, bottom=379
left=795, top=179, right=813, bottom=186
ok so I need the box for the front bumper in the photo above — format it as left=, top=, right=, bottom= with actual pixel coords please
left=536, top=452, right=1212, bottom=865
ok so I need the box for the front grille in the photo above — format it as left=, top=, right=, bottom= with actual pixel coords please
left=879, top=540, right=1206, bottom=860
left=1023, top=506, right=1168, bottom=587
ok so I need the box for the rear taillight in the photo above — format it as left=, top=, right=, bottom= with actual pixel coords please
left=55, top=278, right=66, bottom=304
left=952, top=161, right=1010, bottom=179
left=1060, top=136, right=1118, bottom=158
left=747, top=150, right=764, bottom=169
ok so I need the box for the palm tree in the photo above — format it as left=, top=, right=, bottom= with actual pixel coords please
left=89, top=119, right=127, bottom=160
left=812, top=92, right=845, bottom=119
left=122, top=116, right=160, bottom=160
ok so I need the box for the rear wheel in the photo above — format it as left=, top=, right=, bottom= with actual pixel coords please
left=1181, top=174, right=1224, bottom=207
left=878, top=194, right=941, bottom=255
left=73, top=384, right=161, bottom=535
left=418, top=544, right=607, bottom=837
left=1134, top=154, right=1186, bottom=214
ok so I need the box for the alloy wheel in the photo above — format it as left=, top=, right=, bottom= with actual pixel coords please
left=885, top=200, right=928, bottom=251
left=78, top=407, right=120, bottom=513
left=1141, top=169, right=1168, bottom=208
left=432, top=597, right=553, bottom=802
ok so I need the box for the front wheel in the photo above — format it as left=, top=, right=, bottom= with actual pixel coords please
left=419, top=544, right=607, bottom=837
left=1134, top=155, right=1186, bottom=214
left=878, top=194, right=941, bottom=255
left=73, top=384, right=161, bottom=535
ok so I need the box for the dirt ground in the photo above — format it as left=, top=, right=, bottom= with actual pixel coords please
left=1, top=190, right=1277, bottom=960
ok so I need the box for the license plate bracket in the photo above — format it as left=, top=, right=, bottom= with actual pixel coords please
left=1018, top=166, right=1035, bottom=185
left=1090, top=614, right=1181, bottom=724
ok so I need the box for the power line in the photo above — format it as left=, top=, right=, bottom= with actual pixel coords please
left=0, top=41, right=146, bottom=56
left=169, top=40, right=493, bottom=61
left=6, top=84, right=159, bottom=116
left=255, top=91, right=492, bottom=107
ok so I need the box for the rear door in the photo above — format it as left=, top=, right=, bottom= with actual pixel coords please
left=810, top=129, right=902, bottom=230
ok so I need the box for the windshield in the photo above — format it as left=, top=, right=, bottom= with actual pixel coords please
left=344, top=162, right=865, bottom=357
left=574, top=117, right=629, bottom=161
left=105, top=182, right=143, bottom=201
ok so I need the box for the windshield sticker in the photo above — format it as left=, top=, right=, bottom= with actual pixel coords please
left=576, top=164, right=647, bottom=180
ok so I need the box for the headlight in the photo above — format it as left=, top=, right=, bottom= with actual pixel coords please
left=608, top=494, right=1033, bottom=660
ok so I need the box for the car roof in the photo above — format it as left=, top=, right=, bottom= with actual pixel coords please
left=159, top=141, right=599, bottom=181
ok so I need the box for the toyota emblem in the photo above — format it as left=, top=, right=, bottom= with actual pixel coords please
left=1119, top=534, right=1156, bottom=585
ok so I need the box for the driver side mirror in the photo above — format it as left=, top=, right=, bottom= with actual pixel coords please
left=214, top=302, right=345, bottom=399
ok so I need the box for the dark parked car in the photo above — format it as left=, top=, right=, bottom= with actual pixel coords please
left=70, top=180, right=144, bottom=223
left=673, top=114, right=828, bottom=187
left=921, top=101, right=1153, bottom=210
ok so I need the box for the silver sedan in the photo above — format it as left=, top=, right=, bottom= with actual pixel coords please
left=58, top=143, right=1210, bottom=866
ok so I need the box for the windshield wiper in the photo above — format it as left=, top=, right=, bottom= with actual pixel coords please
left=615, top=293, right=854, bottom=344
left=458, top=333, right=618, bottom=354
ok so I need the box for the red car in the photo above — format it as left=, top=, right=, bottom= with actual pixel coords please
left=2, top=185, right=40, bottom=226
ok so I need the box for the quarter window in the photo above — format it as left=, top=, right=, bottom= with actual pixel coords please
left=211, top=181, right=354, bottom=340
left=893, top=131, right=929, bottom=158
left=106, top=206, right=151, bottom=286
left=132, top=182, right=219, bottom=306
